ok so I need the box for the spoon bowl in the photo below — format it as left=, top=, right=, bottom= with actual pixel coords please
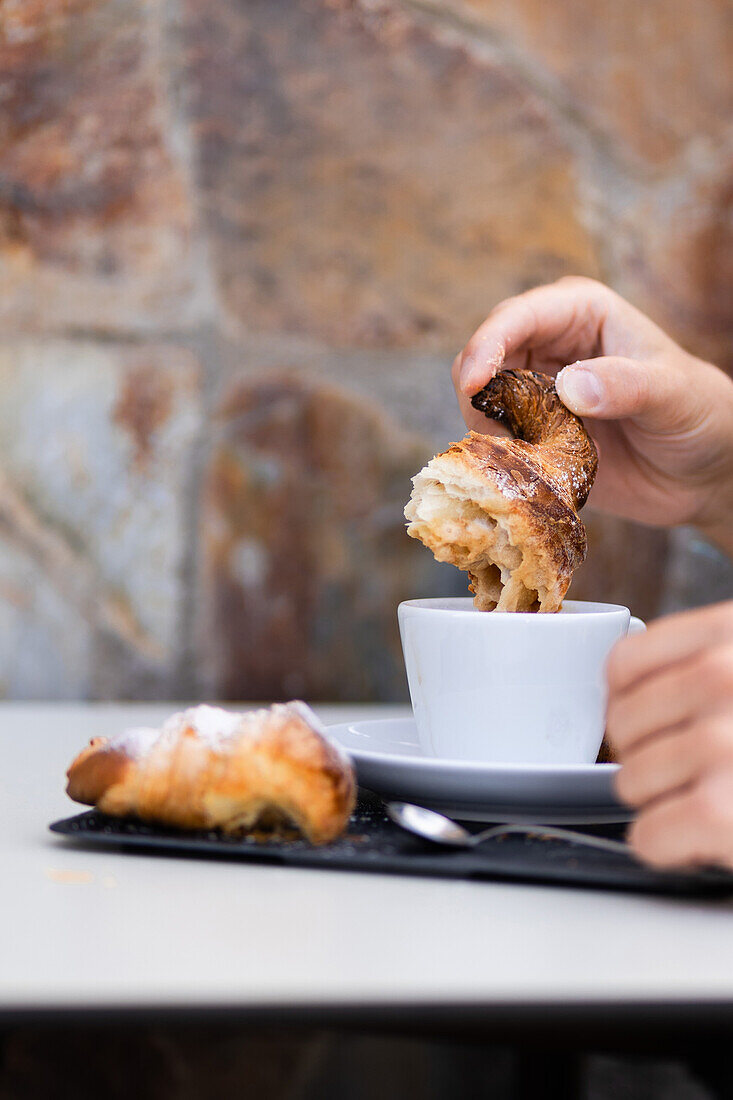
left=386, top=801, right=473, bottom=847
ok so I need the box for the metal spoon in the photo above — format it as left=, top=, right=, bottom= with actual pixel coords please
left=386, top=800, right=631, bottom=857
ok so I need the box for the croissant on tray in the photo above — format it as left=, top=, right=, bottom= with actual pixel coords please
left=66, top=702, right=356, bottom=845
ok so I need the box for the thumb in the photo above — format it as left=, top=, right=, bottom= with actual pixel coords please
left=556, top=357, right=678, bottom=428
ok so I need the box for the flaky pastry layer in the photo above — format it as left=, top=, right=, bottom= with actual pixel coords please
left=405, top=433, right=587, bottom=612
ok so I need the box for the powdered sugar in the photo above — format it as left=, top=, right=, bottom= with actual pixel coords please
left=161, top=705, right=243, bottom=747
left=107, top=726, right=161, bottom=759
left=274, top=700, right=325, bottom=733
left=104, top=701, right=339, bottom=760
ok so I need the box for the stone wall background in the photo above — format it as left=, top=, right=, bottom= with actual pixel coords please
left=0, top=0, right=730, bottom=701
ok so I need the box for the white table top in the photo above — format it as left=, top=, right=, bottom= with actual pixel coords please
left=3, top=702, right=733, bottom=1019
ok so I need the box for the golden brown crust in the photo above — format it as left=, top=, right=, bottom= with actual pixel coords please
left=405, top=369, right=597, bottom=612
left=459, top=430, right=587, bottom=601
left=66, top=704, right=356, bottom=846
left=65, top=738, right=134, bottom=808
left=470, top=368, right=598, bottom=511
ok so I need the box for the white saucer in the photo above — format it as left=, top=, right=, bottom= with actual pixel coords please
left=327, top=717, right=630, bottom=824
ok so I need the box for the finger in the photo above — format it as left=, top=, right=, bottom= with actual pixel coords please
left=615, top=726, right=696, bottom=808
left=606, top=656, right=717, bottom=755
left=629, top=771, right=733, bottom=870
left=555, top=356, right=689, bottom=432
left=452, top=352, right=500, bottom=434
left=615, top=718, right=733, bottom=808
left=455, top=277, right=613, bottom=395
left=607, top=602, right=733, bottom=696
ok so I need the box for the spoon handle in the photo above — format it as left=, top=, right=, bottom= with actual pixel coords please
left=472, top=822, right=630, bottom=857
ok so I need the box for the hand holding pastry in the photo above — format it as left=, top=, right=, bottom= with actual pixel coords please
left=607, top=603, right=733, bottom=870
left=453, top=277, right=733, bottom=554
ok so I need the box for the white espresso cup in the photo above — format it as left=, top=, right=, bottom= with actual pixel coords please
left=398, top=598, right=646, bottom=765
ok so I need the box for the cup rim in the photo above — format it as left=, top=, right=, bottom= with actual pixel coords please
left=398, top=597, right=631, bottom=618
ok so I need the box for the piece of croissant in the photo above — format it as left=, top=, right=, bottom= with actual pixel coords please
left=66, top=702, right=356, bottom=845
left=405, top=368, right=598, bottom=612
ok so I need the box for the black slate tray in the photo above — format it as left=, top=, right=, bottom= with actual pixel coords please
left=50, top=792, right=733, bottom=898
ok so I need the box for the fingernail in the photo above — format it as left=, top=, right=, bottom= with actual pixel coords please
left=557, top=365, right=603, bottom=414
left=460, top=345, right=504, bottom=393
left=459, top=354, right=480, bottom=392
